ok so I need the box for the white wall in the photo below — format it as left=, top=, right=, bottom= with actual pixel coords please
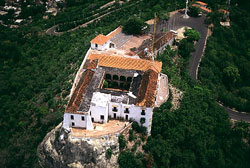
left=108, top=102, right=153, bottom=134
left=90, top=105, right=108, bottom=123
left=90, top=40, right=110, bottom=51
left=63, top=113, right=87, bottom=128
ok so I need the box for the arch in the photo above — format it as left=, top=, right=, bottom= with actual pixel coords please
left=105, top=74, right=111, bottom=80
left=120, top=76, right=126, bottom=81
left=113, top=75, right=119, bottom=80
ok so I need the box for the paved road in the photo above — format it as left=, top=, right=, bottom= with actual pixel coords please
left=167, top=12, right=208, bottom=80
left=166, top=12, right=250, bottom=122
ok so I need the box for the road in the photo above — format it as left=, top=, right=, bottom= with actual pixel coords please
left=166, top=12, right=250, bottom=122
left=167, top=12, right=208, bottom=80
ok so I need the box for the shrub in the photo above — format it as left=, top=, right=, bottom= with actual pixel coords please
left=123, top=17, right=145, bottom=35
left=106, top=148, right=112, bottom=159
left=118, top=134, right=127, bottom=149
left=129, top=129, right=134, bottom=142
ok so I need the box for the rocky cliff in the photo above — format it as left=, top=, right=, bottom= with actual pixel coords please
left=37, top=123, right=120, bottom=168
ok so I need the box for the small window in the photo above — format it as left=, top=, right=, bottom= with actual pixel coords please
left=81, top=116, right=85, bottom=121
left=124, top=108, right=129, bottom=114
left=72, top=122, right=75, bottom=126
left=95, top=44, right=98, bottom=48
left=140, top=118, right=145, bottom=124
left=71, top=115, right=74, bottom=120
left=112, top=106, right=118, bottom=112
left=100, top=115, right=104, bottom=120
left=141, top=110, right=145, bottom=115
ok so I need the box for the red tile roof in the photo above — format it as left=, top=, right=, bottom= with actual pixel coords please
left=66, top=60, right=97, bottom=113
left=136, top=69, right=158, bottom=107
left=90, top=34, right=110, bottom=45
left=88, top=54, right=162, bottom=73
left=218, top=9, right=229, bottom=13
left=200, top=6, right=212, bottom=13
left=196, top=1, right=207, bottom=6
left=90, top=27, right=122, bottom=45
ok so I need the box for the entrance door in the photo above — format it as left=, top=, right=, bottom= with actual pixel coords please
left=114, top=113, right=116, bottom=119
left=125, top=115, right=128, bottom=120
left=92, top=117, right=94, bottom=122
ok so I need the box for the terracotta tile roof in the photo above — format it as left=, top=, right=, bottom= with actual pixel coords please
left=107, top=26, right=122, bottom=39
left=136, top=69, right=158, bottom=107
left=218, top=9, right=229, bottom=13
left=200, top=6, right=212, bottom=13
left=88, top=54, right=162, bottom=73
left=90, top=34, right=110, bottom=45
left=196, top=1, right=207, bottom=6
left=90, top=27, right=122, bottom=45
left=65, top=60, right=97, bottom=113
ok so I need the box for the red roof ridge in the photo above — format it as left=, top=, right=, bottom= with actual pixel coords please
left=90, top=26, right=122, bottom=45
left=196, top=1, right=207, bottom=6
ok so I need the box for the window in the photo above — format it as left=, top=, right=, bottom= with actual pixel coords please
left=141, top=110, right=145, bottom=115
left=95, top=44, right=98, bottom=48
left=101, top=115, right=104, bottom=120
left=140, top=118, right=145, bottom=124
left=112, top=106, right=118, bottom=112
left=71, top=115, right=74, bottom=120
left=81, top=116, right=85, bottom=121
left=72, top=122, right=75, bottom=126
left=124, top=108, right=129, bottom=114
left=92, top=118, right=94, bottom=122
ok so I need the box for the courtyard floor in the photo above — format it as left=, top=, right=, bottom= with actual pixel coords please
left=71, top=120, right=129, bottom=138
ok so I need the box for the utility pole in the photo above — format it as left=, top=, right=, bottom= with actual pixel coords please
left=183, top=0, right=189, bottom=19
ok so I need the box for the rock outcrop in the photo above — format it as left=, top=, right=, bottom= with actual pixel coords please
left=37, top=123, right=119, bottom=168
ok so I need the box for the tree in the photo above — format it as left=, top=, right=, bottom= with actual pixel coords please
left=223, top=65, right=240, bottom=85
left=184, top=29, right=201, bottom=42
left=123, top=17, right=145, bottom=35
left=188, top=6, right=201, bottom=17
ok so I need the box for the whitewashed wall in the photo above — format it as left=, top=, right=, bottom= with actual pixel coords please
left=63, top=113, right=87, bottom=128
left=90, top=105, right=108, bottom=123
left=108, top=102, right=153, bottom=133
left=90, top=40, right=110, bottom=50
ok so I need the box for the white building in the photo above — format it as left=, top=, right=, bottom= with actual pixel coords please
left=62, top=27, right=170, bottom=135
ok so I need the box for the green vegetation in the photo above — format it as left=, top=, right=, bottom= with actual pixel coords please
left=1, top=0, right=249, bottom=167
left=178, top=28, right=200, bottom=64
left=2, top=0, right=181, bottom=167
left=199, top=0, right=250, bottom=112
left=184, top=28, right=201, bottom=42
left=118, top=150, right=145, bottom=168
left=189, top=6, right=201, bottom=17
left=118, top=134, right=127, bottom=149
left=106, top=148, right=113, bottom=159
left=122, top=17, right=145, bottom=35
left=119, top=44, right=250, bottom=168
